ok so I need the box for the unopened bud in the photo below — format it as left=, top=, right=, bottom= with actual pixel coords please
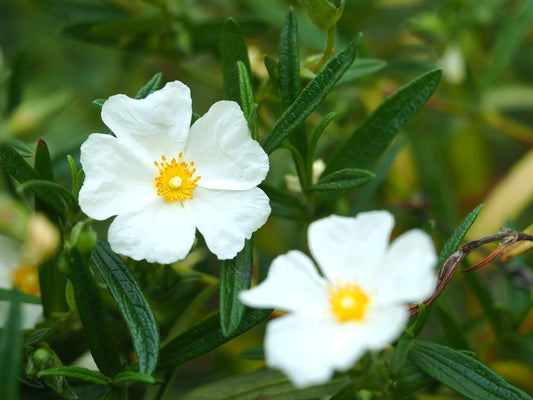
left=23, top=214, right=59, bottom=264
left=301, top=0, right=346, bottom=31
left=70, top=221, right=97, bottom=254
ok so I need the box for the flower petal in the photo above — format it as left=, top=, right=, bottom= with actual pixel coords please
left=308, top=211, right=395, bottom=285
left=79, top=133, right=156, bottom=220
left=184, top=101, right=269, bottom=190
left=239, top=250, right=329, bottom=314
left=372, top=229, right=437, bottom=305
left=184, top=187, right=270, bottom=259
left=101, top=81, right=191, bottom=157
left=21, top=303, right=43, bottom=330
left=108, top=198, right=196, bottom=264
left=264, top=314, right=343, bottom=387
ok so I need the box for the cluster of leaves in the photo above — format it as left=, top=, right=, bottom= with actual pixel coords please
left=1, top=0, right=533, bottom=399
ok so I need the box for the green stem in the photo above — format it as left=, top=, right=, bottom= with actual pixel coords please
left=310, top=27, right=336, bottom=71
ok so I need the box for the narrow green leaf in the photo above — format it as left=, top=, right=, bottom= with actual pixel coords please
left=221, top=18, right=252, bottom=104
left=309, top=111, right=337, bottom=162
left=393, top=360, right=434, bottom=399
left=93, top=98, right=106, bottom=108
left=324, top=68, right=443, bottom=175
left=38, top=367, right=112, bottom=386
left=410, top=341, right=532, bottom=400
left=220, top=239, right=254, bottom=337
left=437, top=204, right=484, bottom=267
left=239, top=346, right=264, bottom=360
left=24, top=327, right=55, bottom=347
left=390, top=338, right=416, bottom=378
left=181, top=368, right=349, bottom=400
left=237, top=61, right=254, bottom=121
left=0, top=287, right=41, bottom=304
left=3, top=137, right=35, bottom=158
left=0, top=142, right=65, bottom=214
left=158, top=308, right=272, bottom=369
left=260, top=183, right=307, bottom=220
left=311, top=168, right=374, bottom=191
left=17, top=179, right=78, bottom=212
left=329, top=383, right=358, bottom=400
left=67, top=155, right=83, bottom=199
left=92, top=239, right=159, bottom=375
left=101, top=387, right=126, bottom=400
left=263, top=34, right=361, bottom=154
left=264, top=55, right=279, bottom=88
left=112, top=371, right=160, bottom=385
left=279, top=8, right=306, bottom=162
left=135, top=72, right=163, bottom=100
left=68, top=246, right=122, bottom=377
left=0, top=290, right=22, bottom=400
left=6, top=49, right=24, bottom=114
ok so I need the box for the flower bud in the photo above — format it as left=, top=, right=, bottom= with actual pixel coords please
left=23, top=214, right=59, bottom=264
left=301, top=0, right=346, bottom=31
left=70, top=221, right=97, bottom=254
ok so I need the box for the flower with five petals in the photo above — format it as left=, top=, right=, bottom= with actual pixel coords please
left=239, top=211, right=437, bottom=387
left=79, top=81, right=270, bottom=263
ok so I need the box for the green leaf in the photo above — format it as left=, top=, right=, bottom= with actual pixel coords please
left=93, top=98, right=106, bottom=107
left=181, top=368, right=349, bottom=400
left=67, top=155, right=84, bottom=199
left=262, top=34, right=361, bottom=154
left=158, top=308, right=272, bottom=369
left=92, top=239, right=159, bottom=375
left=309, top=112, right=337, bottom=163
left=68, top=246, right=122, bottom=377
left=390, top=338, right=416, bottom=378
left=0, top=287, right=41, bottom=304
left=336, top=58, right=386, bottom=86
left=260, top=183, right=307, bottom=220
left=220, top=239, right=254, bottom=337
left=38, top=367, right=112, bottom=386
left=17, top=179, right=78, bottom=213
left=135, top=72, right=163, bottom=100
left=311, top=168, right=374, bottom=191
left=324, top=68, right=442, bottom=175
left=410, top=341, right=533, bottom=400
left=437, top=204, right=484, bottom=267
left=221, top=18, right=252, bottom=104
left=0, top=290, right=22, bottom=400
left=237, top=61, right=254, bottom=122
left=3, top=137, right=35, bottom=158
left=101, top=387, right=126, bottom=400
left=392, top=360, right=433, bottom=399
left=0, top=142, right=65, bottom=214
left=23, top=327, right=55, bottom=347
left=329, top=383, right=358, bottom=400
left=112, top=371, right=160, bottom=385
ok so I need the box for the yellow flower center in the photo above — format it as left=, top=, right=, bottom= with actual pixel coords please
left=154, top=153, right=201, bottom=202
left=11, top=264, right=40, bottom=296
left=329, top=282, right=369, bottom=322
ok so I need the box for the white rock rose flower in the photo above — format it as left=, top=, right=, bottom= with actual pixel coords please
left=0, top=235, right=43, bottom=329
left=239, top=211, right=437, bottom=388
left=79, top=81, right=271, bottom=263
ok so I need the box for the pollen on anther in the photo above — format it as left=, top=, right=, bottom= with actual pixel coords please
left=154, top=153, right=201, bottom=203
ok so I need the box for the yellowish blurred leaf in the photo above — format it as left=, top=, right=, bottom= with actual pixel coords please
left=500, top=222, right=533, bottom=261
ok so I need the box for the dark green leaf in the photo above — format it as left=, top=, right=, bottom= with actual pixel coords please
left=309, top=112, right=337, bottom=163
left=221, top=18, right=252, bottom=104
left=263, top=34, right=361, bottom=154
left=68, top=246, right=122, bottom=376
left=324, top=68, right=442, bottom=174
left=239, top=347, right=264, bottom=360
left=237, top=61, right=254, bottom=122
left=329, top=383, right=358, bottom=400
left=0, top=142, right=65, bottom=214
left=93, top=99, right=106, bottom=107
left=92, top=239, right=159, bottom=375
left=23, top=327, right=55, bottom=347
left=410, top=341, right=533, bottom=400
left=112, top=371, right=160, bottom=385
left=17, top=179, right=78, bottom=213
left=0, top=287, right=41, bottom=304
left=390, top=338, right=416, bottom=378
left=437, top=204, right=484, bottom=267
left=27, top=0, right=126, bottom=21
left=220, top=239, right=254, bottom=337
left=38, top=367, right=112, bottom=386
left=435, top=304, right=470, bottom=350
left=158, top=308, right=272, bottom=369
left=135, top=73, right=163, bottom=100
left=3, top=137, right=35, bottom=158
left=101, top=387, right=126, bottom=400
left=6, top=50, right=24, bottom=114
left=0, top=290, right=22, bottom=400
left=392, top=360, right=433, bottom=399
left=181, top=368, right=349, bottom=400
left=311, top=168, right=374, bottom=191
left=260, top=183, right=307, bottom=220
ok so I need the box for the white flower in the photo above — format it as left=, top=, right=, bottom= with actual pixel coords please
left=79, top=81, right=271, bottom=264
left=239, top=211, right=437, bottom=388
left=0, top=235, right=43, bottom=329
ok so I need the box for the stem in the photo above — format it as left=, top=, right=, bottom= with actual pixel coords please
left=310, top=27, right=335, bottom=71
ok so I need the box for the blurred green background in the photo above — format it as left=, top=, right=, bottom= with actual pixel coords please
left=1, top=0, right=533, bottom=397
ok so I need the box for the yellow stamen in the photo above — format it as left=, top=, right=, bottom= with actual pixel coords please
left=11, top=264, right=40, bottom=296
left=154, top=153, right=201, bottom=202
left=329, top=282, right=369, bottom=322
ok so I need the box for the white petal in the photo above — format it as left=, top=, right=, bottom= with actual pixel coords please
left=101, top=81, right=191, bottom=157
left=21, top=303, right=43, bottom=330
left=264, top=314, right=342, bottom=387
left=108, top=198, right=196, bottom=264
left=308, top=212, right=394, bottom=285
left=239, top=250, right=329, bottom=314
left=355, top=304, right=408, bottom=351
left=372, top=229, right=437, bottom=305
left=184, top=187, right=270, bottom=259
left=0, top=236, right=21, bottom=286
left=184, top=101, right=269, bottom=190
left=79, top=134, right=156, bottom=220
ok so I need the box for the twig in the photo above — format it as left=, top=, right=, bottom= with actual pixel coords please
left=407, top=228, right=533, bottom=316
